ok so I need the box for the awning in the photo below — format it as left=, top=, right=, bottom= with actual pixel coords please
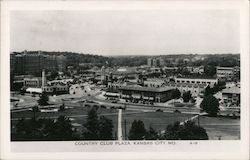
left=26, top=87, right=42, bottom=94
left=122, top=95, right=130, bottom=98
left=105, top=92, right=120, bottom=97
left=132, top=95, right=141, bottom=99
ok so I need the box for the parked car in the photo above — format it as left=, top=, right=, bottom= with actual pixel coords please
left=100, top=105, right=107, bottom=109
left=173, top=109, right=181, bottom=113
left=155, top=109, right=163, bottom=112
left=111, top=100, right=118, bottom=103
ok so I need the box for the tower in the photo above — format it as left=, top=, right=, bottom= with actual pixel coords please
left=42, top=69, right=46, bottom=87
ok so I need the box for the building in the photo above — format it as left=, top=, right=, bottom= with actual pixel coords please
left=47, top=79, right=74, bottom=85
left=147, top=58, right=153, bottom=67
left=166, top=82, right=206, bottom=97
left=119, top=85, right=174, bottom=103
left=42, top=84, right=69, bottom=94
left=175, top=77, right=218, bottom=87
left=56, top=55, right=67, bottom=72
left=23, top=77, right=43, bottom=88
left=221, top=86, right=240, bottom=107
left=11, top=51, right=66, bottom=75
left=216, top=67, right=234, bottom=81
left=147, top=57, right=165, bottom=67
left=216, top=66, right=240, bottom=81
left=23, top=70, right=69, bottom=95
left=144, top=79, right=165, bottom=88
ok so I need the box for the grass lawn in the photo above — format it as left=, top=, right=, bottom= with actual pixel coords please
left=11, top=106, right=240, bottom=140
left=198, top=116, right=240, bottom=140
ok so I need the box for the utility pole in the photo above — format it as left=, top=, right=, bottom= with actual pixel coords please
left=124, top=119, right=127, bottom=140
left=117, top=109, right=123, bottom=140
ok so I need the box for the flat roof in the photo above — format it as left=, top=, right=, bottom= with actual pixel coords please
left=175, top=77, right=217, bottom=80
left=222, top=87, right=240, bottom=94
left=119, top=85, right=174, bottom=92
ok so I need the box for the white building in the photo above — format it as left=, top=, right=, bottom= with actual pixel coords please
left=166, top=82, right=206, bottom=97
left=221, top=86, right=240, bottom=107
left=216, top=67, right=234, bottom=81
left=175, top=77, right=218, bottom=87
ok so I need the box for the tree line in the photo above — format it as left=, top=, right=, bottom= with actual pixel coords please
left=12, top=106, right=209, bottom=141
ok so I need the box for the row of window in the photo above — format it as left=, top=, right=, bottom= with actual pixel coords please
left=176, top=80, right=213, bottom=84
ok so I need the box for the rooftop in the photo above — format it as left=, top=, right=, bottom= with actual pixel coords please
left=222, top=86, right=240, bottom=94
left=175, top=77, right=217, bottom=80
left=119, top=85, right=174, bottom=92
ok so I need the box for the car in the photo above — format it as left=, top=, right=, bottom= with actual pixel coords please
left=100, top=105, right=107, bottom=109
left=86, top=100, right=95, bottom=103
left=155, top=109, right=163, bottom=112
left=111, top=100, right=118, bottom=103
left=173, top=109, right=181, bottom=113
left=85, top=104, right=90, bottom=108
left=118, top=106, right=126, bottom=110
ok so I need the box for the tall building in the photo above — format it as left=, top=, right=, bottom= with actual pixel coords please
left=12, top=51, right=66, bottom=75
left=56, top=55, right=67, bottom=72
left=147, top=58, right=153, bottom=66
left=147, top=57, right=165, bottom=67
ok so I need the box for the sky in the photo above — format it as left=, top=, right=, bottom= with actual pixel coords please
left=10, top=10, right=240, bottom=56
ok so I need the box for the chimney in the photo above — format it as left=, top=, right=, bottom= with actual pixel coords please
left=42, top=70, right=45, bottom=87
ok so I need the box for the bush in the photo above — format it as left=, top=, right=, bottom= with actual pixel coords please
left=182, top=91, right=192, bottom=103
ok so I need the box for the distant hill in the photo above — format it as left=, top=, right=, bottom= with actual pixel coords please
left=11, top=51, right=240, bottom=67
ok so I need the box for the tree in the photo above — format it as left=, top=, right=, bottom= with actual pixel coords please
left=164, top=121, right=208, bottom=140
left=82, top=108, right=100, bottom=140
left=128, top=120, right=147, bottom=140
left=53, top=116, right=74, bottom=140
left=164, top=121, right=181, bottom=140
left=145, top=126, right=159, bottom=140
left=32, top=105, right=40, bottom=119
left=82, top=108, right=114, bottom=140
left=99, top=116, right=114, bottom=140
left=12, top=116, right=75, bottom=141
left=182, top=91, right=192, bottom=103
left=204, top=65, right=216, bottom=77
left=38, top=92, right=49, bottom=106
left=171, top=88, right=181, bottom=99
left=200, top=95, right=219, bottom=117
left=204, top=85, right=213, bottom=96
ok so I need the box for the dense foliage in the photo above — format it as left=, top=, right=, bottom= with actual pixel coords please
left=171, top=88, right=181, bottom=99
left=163, top=121, right=208, bottom=140
left=82, top=107, right=114, bottom=140
left=200, top=95, right=220, bottom=117
left=128, top=120, right=147, bottom=140
left=128, top=120, right=208, bottom=140
left=182, top=91, right=192, bottom=103
left=37, top=92, right=49, bottom=106
left=12, top=116, right=76, bottom=141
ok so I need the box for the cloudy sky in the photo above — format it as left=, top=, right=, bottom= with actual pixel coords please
left=10, top=10, right=240, bottom=56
